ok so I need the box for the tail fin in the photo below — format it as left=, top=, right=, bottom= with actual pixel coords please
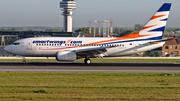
left=139, top=3, right=171, bottom=39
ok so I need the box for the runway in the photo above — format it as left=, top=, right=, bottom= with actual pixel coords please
left=0, top=62, right=180, bottom=73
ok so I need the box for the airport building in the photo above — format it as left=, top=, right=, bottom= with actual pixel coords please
left=162, top=37, right=179, bottom=56
left=162, top=31, right=180, bottom=57
left=161, top=31, right=180, bottom=57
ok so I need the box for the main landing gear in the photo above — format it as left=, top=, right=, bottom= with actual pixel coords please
left=84, top=58, right=92, bottom=64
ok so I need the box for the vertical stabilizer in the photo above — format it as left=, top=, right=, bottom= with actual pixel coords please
left=139, top=3, right=171, bottom=39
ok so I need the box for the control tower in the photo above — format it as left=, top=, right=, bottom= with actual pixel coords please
left=60, top=0, right=76, bottom=32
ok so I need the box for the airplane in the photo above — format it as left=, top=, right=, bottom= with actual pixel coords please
left=4, top=3, right=172, bottom=64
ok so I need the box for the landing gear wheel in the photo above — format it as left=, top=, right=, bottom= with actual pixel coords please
left=22, top=60, right=26, bottom=64
left=84, top=59, right=91, bottom=64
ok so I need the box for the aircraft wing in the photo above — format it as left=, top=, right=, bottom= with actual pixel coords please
left=76, top=46, right=114, bottom=57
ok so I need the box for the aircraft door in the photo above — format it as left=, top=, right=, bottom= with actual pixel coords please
left=27, top=40, right=32, bottom=50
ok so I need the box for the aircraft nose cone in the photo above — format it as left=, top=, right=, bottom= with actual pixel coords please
left=4, top=46, right=10, bottom=53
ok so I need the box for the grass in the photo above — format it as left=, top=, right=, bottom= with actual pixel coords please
left=1, top=58, right=180, bottom=63
left=0, top=72, right=180, bottom=101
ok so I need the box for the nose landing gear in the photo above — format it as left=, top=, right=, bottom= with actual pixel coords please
left=22, top=57, right=26, bottom=64
left=22, top=60, right=26, bottom=64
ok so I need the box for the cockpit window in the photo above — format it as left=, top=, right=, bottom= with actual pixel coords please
left=12, top=42, right=20, bottom=45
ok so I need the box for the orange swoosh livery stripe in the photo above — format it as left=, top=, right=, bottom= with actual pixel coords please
left=35, top=32, right=149, bottom=50
left=141, top=25, right=157, bottom=31
left=150, top=15, right=166, bottom=20
left=89, top=32, right=149, bottom=45
left=66, top=39, right=72, bottom=44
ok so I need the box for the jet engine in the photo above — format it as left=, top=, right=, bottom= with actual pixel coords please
left=56, top=50, right=76, bottom=61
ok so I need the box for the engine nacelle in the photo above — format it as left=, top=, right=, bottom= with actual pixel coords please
left=56, top=50, right=76, bottom=61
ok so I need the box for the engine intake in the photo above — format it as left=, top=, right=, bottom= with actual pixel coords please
left=56, top=50, right=76, bottom=61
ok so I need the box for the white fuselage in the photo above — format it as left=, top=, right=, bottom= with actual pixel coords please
left=4, top=37, right=165, bottom=58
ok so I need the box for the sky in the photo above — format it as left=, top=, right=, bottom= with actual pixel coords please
left=0, top=0, right=179, bottom=28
